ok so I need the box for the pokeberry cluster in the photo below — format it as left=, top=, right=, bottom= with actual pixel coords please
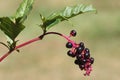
left=65, top=30, right=94, bottom=76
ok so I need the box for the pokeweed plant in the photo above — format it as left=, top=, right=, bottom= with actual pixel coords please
left=0, top=0, right=96, bottom=76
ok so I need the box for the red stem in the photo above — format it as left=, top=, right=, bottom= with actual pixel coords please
left=0, top=31, right=74, bottom=62
left=61, top=34, right=77, bottom=47
left=0, top=51, right=12, bottom=62
left=15, top=37, right=40, bottom=49
left=0, top=37, right=40, bottom=62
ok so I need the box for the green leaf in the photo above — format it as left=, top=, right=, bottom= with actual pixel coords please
left=0, top=17, right=25, bottom=41
left=41, top=4, right=96, bottom=30
left=15, top=0, right=34, bottom=23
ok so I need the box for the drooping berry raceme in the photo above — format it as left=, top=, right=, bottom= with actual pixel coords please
left=64, top=30, right=94, bottom=76
left=0, top=29, right=94, bottom=76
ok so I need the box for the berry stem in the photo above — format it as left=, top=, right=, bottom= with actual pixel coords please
left=0, top=31, right=75, bottom=62
left=15, top=37, right=40, bottom=49
left=61, top=34, right=76, bottom=47
left=0, top=51, right=12, bottom=62
left=0, top=37, right=41, bottom=62
left=44, top=32, right=76, bottom=47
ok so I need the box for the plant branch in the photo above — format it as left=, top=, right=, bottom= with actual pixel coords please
left=0, top=51, right=12, bottom=62
left=0, top=37, right=41, bottom=62
left=15, top=37, right=40, bottom=49
left=0, top=31, right=74, bottom=62
left=44, top=32, right=76, bottom=47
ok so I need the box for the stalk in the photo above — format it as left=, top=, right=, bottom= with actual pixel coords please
left=0, top=31, right=73, bottom=62
left=15, top=37, right=40, bottom=49
left=0, top=37, right=41, bottom=62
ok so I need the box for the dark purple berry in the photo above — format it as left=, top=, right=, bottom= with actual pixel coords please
left=74, top=59, right=79, bottom=65
left=78, top=59, right=86, bottom=65
left=79, top=65, right=85, bottom=70
left=84, top=48, right=90, bottom=59
left=82, top=59, right=87, bottom=64
left=84, top=52, right=90, bottom=59
left=90, top=57, right=94, bottom=64
left=67, top=50, right=76, bottom=57
left=70, top=30, right=77, bottom=37
left=66, top=42, right=73, bottom=48
left=76, top=46, right=84, bottom=54
left=84, top=48, right=90, bottom=53
left=76, top=54, right=83, bottom=60
left=79, top=42, right=84, bottom=48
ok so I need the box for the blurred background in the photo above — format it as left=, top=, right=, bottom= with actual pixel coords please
left=0, top=0, right=120, bottom=80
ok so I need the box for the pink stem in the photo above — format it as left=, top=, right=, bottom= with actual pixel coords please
left=0, top=37, right=41, bottom=62
left=15, top=37, right=40, bottom=49
left=44, top=32, right=77, bottom=47
left=61, top=34, right=76, bottom=47
left=0, top=31, right=74, bottom=62
left=0, top=51, right=12, bottom=62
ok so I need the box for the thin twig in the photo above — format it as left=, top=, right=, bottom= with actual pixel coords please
left=0, top=31, right=71, bottom=62
left=0, top=42, right=9, bottom=50
left=0, top=37, right=41, bottom=62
